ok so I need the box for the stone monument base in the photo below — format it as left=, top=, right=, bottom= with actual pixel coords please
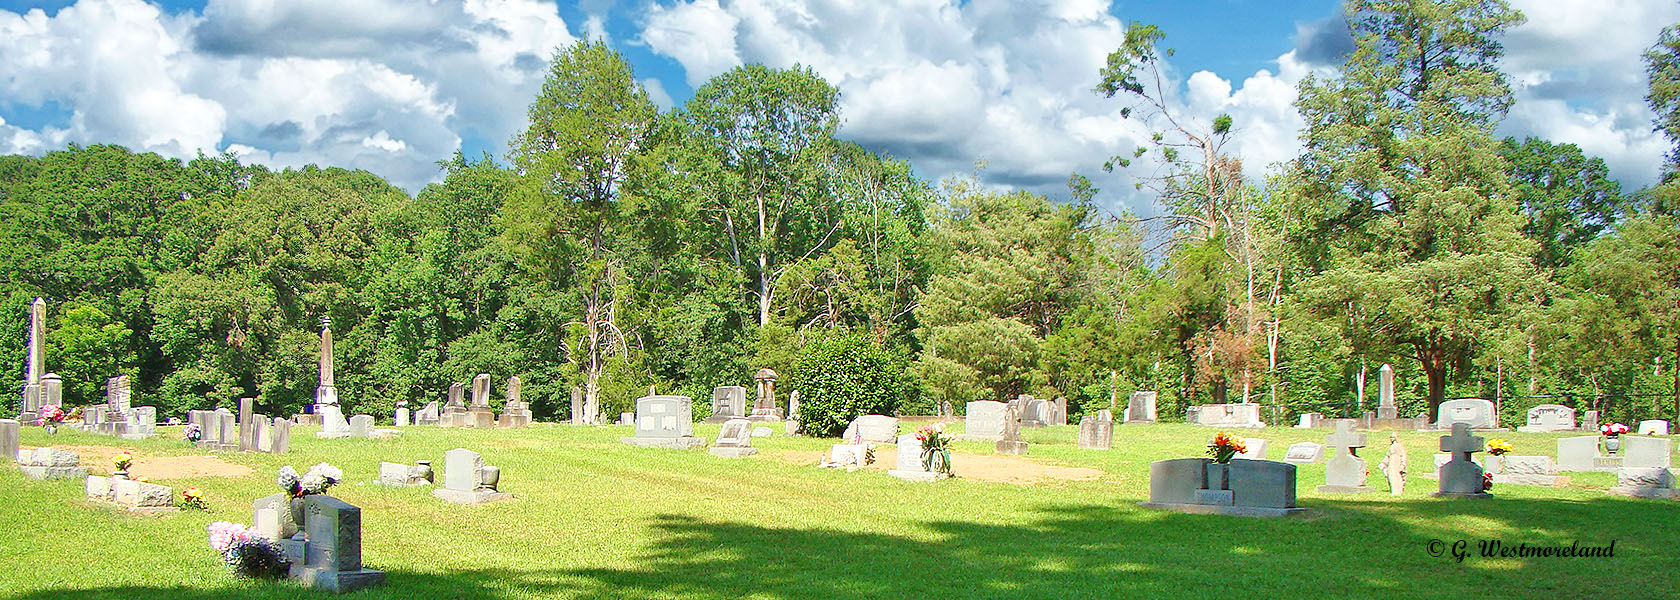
left=747, top=408, right=784, bottom=422
left=1607, top=487, right=1676, bottom=500
left=621, top=436, right=708, bottom=450
left=1137, top=501, right=1308, bottom=518
left=1316, top=484, right=1374, bottom=494
left=887, top=470, right=950, bottom=482
left=290, top=565, right=387, bottom=593
left=88, top=499, right=180, bottom=514
left=293, top=414, right=323, bottom=427
left=432, top=488, right=514, bottom=505
left=21, top=466, right=87, bottom=480
left=709, top=447, right=758, bottom=458
left=1493, top=474, right=1569, bottom=486
left=995, top=440, right=1028, bottom=455
left=954, top=434, right=1002, bottom=443
left=499, top=414, right=530, bottom=428
left=316, top=431, right=350, bottom=439
left=1430, top=491, right=1493, bottom=499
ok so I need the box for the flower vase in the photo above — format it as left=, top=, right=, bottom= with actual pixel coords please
left=44, top=424, right=56, bottom=434
left=1605, top=436, right=1621, bottom=455
left=923, top=449, right=950, bottom=475
left=289, top=497, right=307, bottom=527
left=112, top=470, right=129, bottom=480
left=1205, top=461, right=1230, bottom=490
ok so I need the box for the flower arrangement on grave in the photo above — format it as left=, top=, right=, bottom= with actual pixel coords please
left=207, top=521, right=287, bottom=579
left=183, top=423, right=202, bottom=444
left=1206, top=431, right=1248, bottom=464
left=1482, top=472, right=1493, bottom=492
left=1600, top=422, right=1629, bottom=437
left=179, top=487, right=208, bottom=511
left=111, top=451, right=133, bottom=478
left=37, top=405, right=65, bottom=433
left=915, top=423, right=954, bottom=475
left=278, top=463, right=343, bottom=498
left=1485, top=439, right=1512, bottom=456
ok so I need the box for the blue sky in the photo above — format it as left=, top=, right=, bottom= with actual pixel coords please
left=0, top=0, right=1672, bottom=217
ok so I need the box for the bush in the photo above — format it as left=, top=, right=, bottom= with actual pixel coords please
left=787, top=334, right=908, bottom=437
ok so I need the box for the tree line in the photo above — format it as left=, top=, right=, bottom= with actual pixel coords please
left=2, top=0, right=1676, bottom=428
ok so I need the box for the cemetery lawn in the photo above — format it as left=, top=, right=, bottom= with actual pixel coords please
left=4, top=423, right=1677, bottom=600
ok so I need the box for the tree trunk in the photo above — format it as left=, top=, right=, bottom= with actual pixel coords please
left=1672, top=337, right=1678, bottom=419
left=757, top=193, right=771, bottom=327
left=1422, top=344, right=1448, bottom=422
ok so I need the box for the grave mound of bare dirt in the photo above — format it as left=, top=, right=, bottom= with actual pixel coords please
left=780, top=445, right=1103, bottom=485
left=32, top=444, right=254, bottom=479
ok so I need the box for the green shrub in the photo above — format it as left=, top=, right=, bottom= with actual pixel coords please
left=787, top=334, right=907, bottom=437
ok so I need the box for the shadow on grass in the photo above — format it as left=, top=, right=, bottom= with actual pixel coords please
left=10, top=496, right=1675, bottom=600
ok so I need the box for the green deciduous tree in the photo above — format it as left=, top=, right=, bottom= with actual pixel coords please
left=1499, top=137, right=1627, bottom=267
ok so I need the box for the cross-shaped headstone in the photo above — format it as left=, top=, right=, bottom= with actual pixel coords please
left=1439, top=422, right=1484, bottom=461
left=1326, top=419, right=1367, bottom=457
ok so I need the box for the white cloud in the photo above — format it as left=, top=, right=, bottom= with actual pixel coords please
left=1498, top=0, right=1680, bottom=188
left=639, top=0, right=1313, bottom=216
left=0, top=0, right=578, bottom=192
left=640, top=77, right=675, bottom=111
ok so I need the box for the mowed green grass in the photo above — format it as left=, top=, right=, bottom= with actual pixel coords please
left=2, top=420, right=1676, bottom=599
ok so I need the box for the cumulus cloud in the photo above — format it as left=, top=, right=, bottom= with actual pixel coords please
left=639, top=0, right=1318, bottom=216
left=0, top=0, right=577, bottom=192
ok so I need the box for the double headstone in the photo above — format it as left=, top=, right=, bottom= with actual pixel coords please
left=1318, top=420, right=1372, bottom=493
left=1077, top=410, right=1113, bottom=450
left=1435, top=399, right=1497, bottom=430
left=620, top=395, right=706, bottom=449
left=1018, top=395, right=1048, bottom=428
left=432, top=448, right=511, bottom=504
left=844, top=415, right=899, bottom=443
left=1517, top=404, right=1576, bottom=433
left=1556, top=435, right=1618, bottom=472
left=17, top=447, right=86, bottom=479
left=964, top=401, right=1007, bottom=439
left=708, top=419, right=757, bottom=458
left=1140, top=458, right=1305, bottom=517
left=1190, top=403, right=1264, bottom=428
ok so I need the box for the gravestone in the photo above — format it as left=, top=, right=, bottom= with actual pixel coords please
left=1620, top=435, right=1672, bottom=469
left=996, top=403, right=1028, bottom=455
left=1377, top=364, right=1397, bottom=419
left=317, top=405, right=350, bottom=439
left=570, top=386, right=583, bottom=425
left=440, top=383, right=467, bottom=427
left=846, top=415, right=899, bottom=443
left=1377, top=432, right=1408, bottom=496
left=19, top=298, right=46, bottom=425
left=1435, top=399, right=1497, bottom=430
left=17, top=447, right=87, bottom=479
left=1019, top=396, right=1048, bottom=428
left=467, top=374, right=495, bottom=428
left=1077, top=412, right=1113, bottom=450
left=1294, top=413, right=1324, bottom=429
left=827, top=443, right=868, bottom=469
left=1485, top=455, right=1567, bottom=486
left=432, top=448, right=512, bottom=504
left=708, top=419, right=757, bottom=458
left=1517, top=404, right=1577, bottom=433
left=1236, top=438, right=1269, bottom=460
left=787, top=390, right=800, bottom=422
left=621, top=395, right=706, bottom=449
left=1433, top=423, right=1491, bottom=498
left=500, top=376, right=530, bottom=428
left=1580, top=410, right=1599, bottom=433
left=348, top=415, right=373, bottom=438
left=1052, top=397, right=1068, bottom=426
left=121, top=406, right=156, bottom=440
left=239, top=397, right=255, bottom=451
left=1555, top=436, right=1616, bottom=472
left=0, top=419, right=18, bottom=462
left=254, top=415, right=273, bottom=453
left=417, top=401, right=439, bottom=426
left=376, top=461, right=434, bottom=487
left=106, top=375, right=132, bottom=414
left=252, top=493, right=300, bottom=541
left=1140, top=458, right=1305, bottom=517
left=283, top=495, right=386, bottom=592
left=1636, top=420, right=1670, bottom=436
left=1317, top=419, right=1372, bottom=493
left=314, top=317, right=339, bottom=410
left=1124, top=391, right=1158, bottom=424
left=272, top=417, right=292, bottom=453
left=888, top=432, right=950, bottom=482
left=1191, top=403, right=1264, bottom=428
left=1607, top=467, right=1677, bottom=499
left=964, top=401, right=1007, bottom=439
left=218, top=409, right=239, bottom=450
left=85, top=475, right=177, bottom=513
left=1282, top=442, right=1324, bottom=464
left=749, top=368, right=783, bottom=421
left=708, top=386, right=747, bottom=423
left=393, top=407, right=409, bottom=427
